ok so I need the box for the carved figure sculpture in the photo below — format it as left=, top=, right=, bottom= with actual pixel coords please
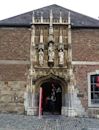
left=39, top=49, right=44, bottom=66
left=48, top=43, right=54, bottom=62
left=59, top=49, right=64, bottom=65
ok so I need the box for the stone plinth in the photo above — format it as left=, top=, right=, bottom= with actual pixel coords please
left=62, top=106, right=77, bottom=117
left=27, top=107, right=38, bottom=116
left=61, top=107, right=68, bottom=116
left=67, top=107, right=77, bottom=117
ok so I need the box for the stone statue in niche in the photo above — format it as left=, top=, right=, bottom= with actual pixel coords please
left=59, top=49, right=64, bottom=65
left=39, top=49, right=44, bottom=66
left=48, top=43, right=54, bottom=62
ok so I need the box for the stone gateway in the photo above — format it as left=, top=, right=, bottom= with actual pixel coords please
left=0, top=4, right=99, bottom=117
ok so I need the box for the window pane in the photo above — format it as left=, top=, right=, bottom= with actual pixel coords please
left=94, top=92, right=99, bottom=99
left=90, top=74, right=99, bottom=105
left=94, top=85, right=99, bottom=91
left=91, top=92, right=93, bottom=99
left=91, top=75, right=95, bottom=83
left=91, top=84, right=94, bottom=91
left=91, top=99, right=99, bottom=104
left=91, top=75, right=99, bottom=83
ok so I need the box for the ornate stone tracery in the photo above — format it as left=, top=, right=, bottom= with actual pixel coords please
left=24, top=10, right=78, bottom=117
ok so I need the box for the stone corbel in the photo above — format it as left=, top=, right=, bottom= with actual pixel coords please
left=58, top=43, right=64, bottom=51
left=29, top=68, right=36, bottom=79
left=38, top=43, right=44, bottom=51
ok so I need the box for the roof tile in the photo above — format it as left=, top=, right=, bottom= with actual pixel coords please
left=0, top=4, right=99, bottom=27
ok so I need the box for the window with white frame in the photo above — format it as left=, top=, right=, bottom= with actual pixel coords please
left=88, top=72, right=99, bottom=107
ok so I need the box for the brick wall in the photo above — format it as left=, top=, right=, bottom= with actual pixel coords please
left=0, top=64, right=28, bottom=81
left=72, top=28, right=99, bottom=115
left=0, top=27, right=30, bottom=81
left=1, top=28, right=99, bottom=62
left=0, top=27, right=99, bottom=115
left=0, top=27, right=30, bottom=60
left=72, top=29, right=99, bottom=61
left=74, top=65, right=99, bottom=110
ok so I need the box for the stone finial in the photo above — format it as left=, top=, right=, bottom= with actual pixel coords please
left=50, top=9, right=53, bottom=26
left=31, top=24, right=36, bottom=62
left=31, top=25, right=35, bottom=44
left=40, top=28, right=43, bottom=43
left=59, top=11, right=62, bottom=23
left=32, top=11, right=35, bottom=24
left=49, top=10, right=54, bottom=42
left=59, top=28, right=63, bottom=43
left=41, top=12, right=43, bottom=23
left=68, top=11, right=71, bottom=24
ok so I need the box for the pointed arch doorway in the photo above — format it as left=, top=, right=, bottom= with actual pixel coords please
left=41, top=79, right=62, bottom=115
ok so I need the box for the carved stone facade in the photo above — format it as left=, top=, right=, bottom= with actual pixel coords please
left=1, top=4, right=99, bottom=117
left=23, top=10, right=81, bottom=117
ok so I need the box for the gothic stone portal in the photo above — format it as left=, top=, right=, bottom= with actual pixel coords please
left=35, top=75, right=67, bottom=116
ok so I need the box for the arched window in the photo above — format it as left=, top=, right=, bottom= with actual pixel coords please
left=88, top=71, right=99, bottom=107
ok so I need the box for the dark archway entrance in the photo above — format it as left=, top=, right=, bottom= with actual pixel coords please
left=41, top=79, right=62, bottom=115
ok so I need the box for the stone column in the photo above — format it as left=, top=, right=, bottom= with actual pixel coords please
left=26, top=12, right=38, bottom=115
left=31, top=81, right=38, bottom=115
left=26, top=68, right=38, bottom=116
left=48, top=10, right=54, bottom=42
left=67, top=69, right=77, bottom=116
left=67, top=12, right=76, bottom=117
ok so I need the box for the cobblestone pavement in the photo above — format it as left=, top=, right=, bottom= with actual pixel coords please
left=0, top=114, right=99, bottom=130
